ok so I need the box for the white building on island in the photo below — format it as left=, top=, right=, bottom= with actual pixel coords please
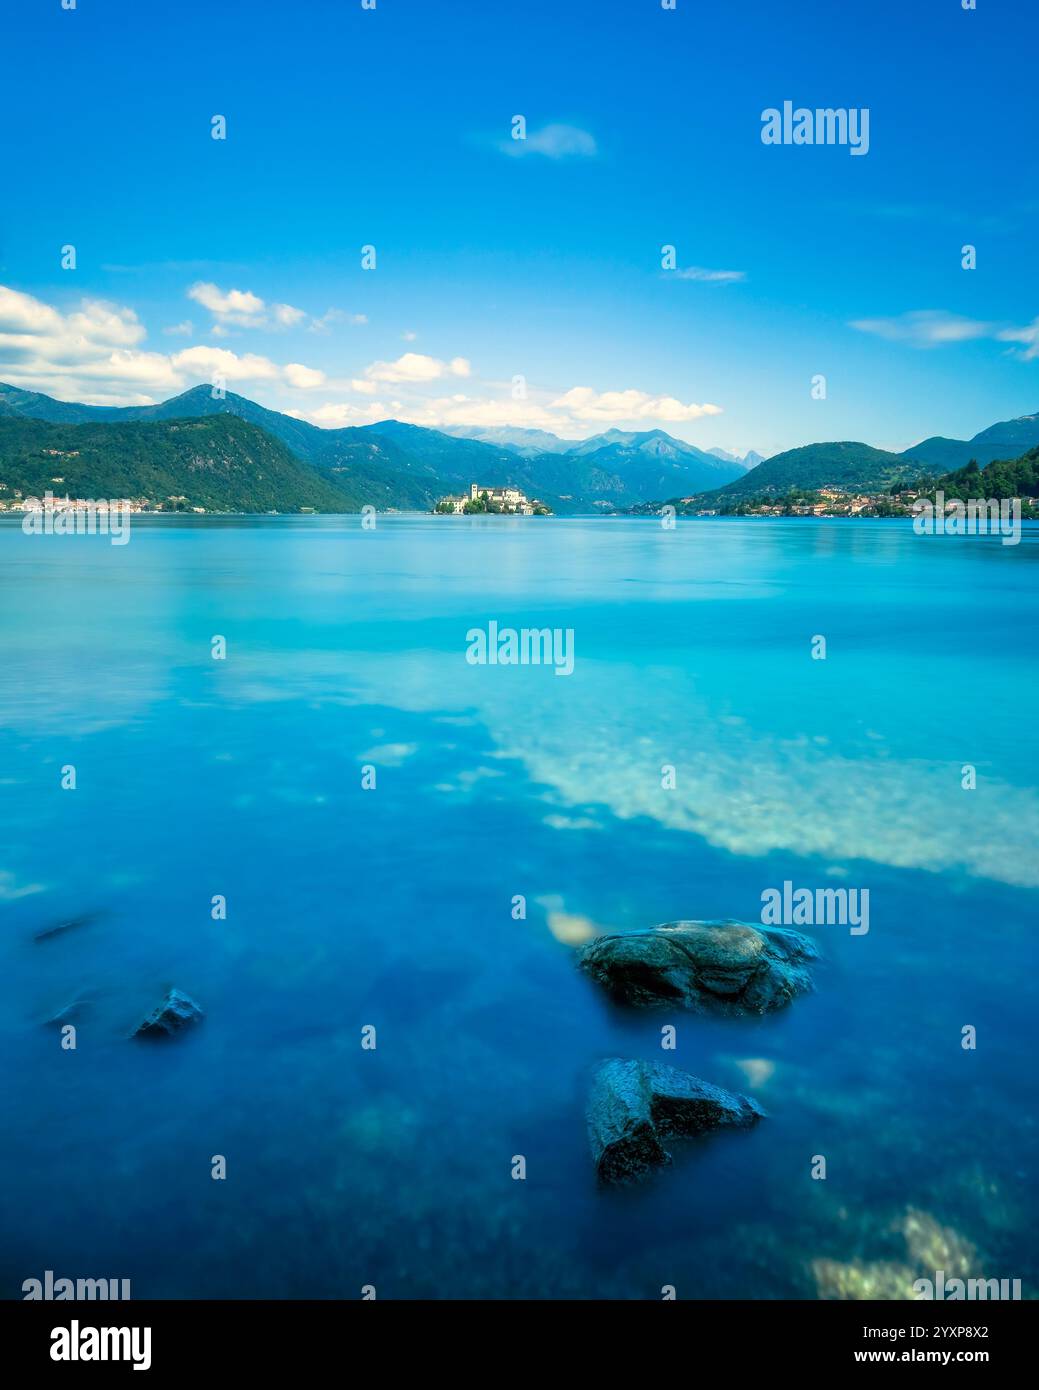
left=435, top=482, right=547, bottom=515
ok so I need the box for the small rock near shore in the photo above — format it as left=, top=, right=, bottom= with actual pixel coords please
left=133, top=989, right=203, bottom=1039
left=587, top=1058, right=764, bottom=1184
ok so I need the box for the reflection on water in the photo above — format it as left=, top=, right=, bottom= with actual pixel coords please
left=0, top=516, right=1036, bottom=1298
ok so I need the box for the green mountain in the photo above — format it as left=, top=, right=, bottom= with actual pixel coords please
left=128, top=387, right=438, bottom=509
left=902, top=411, right=1039, bottom=473
left=561, top=428, right=743, bottom=494
left=633, top=439, right=1039, bottom=517
left=359, top=418, right=531, bottom=482
left=0, top=414, right=355, bottom=513
left=650, top=409, right=1039, bottom=511
left=935, top=446, right=1039, bottom=503
left=0, top=383, right=121, bottom=424
left=708, top=441, right=916, bottom=501
left=0, top=383, right=440, bottom=509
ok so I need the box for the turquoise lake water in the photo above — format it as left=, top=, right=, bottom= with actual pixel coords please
left=1, top=514, right=1036, bottom=1299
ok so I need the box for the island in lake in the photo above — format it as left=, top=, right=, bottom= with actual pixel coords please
left=433, top=482, right=552, bottom=515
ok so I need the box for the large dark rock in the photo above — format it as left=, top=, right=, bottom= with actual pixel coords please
left=133, top=989, right=203, bottom=1039
left=577, top=920, right=816, bottom=1015
left=587, top=1058, right=764, bottom=1184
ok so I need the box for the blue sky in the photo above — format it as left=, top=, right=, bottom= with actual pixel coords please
left=1, top=0, right=1037, bottom=456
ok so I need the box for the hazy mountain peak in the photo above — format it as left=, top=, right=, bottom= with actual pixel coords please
left=708, top=446, right=764, bottom=471
left=441, top=424, right=571, bottom=455
left=900, top=408, right=1039, bottom=473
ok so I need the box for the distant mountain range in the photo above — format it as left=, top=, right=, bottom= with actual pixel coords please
left=708, top=446, right=764, bottom=470
left=441, top=424, right=762, bottom=474
left=1, top=380, right=1036, bottom=516
left=0, top=383, right=747, bottom=513
left=440, top=425, right=572, bottom=456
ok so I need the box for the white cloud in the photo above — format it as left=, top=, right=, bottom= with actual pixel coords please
left=376, top=395, right=566, bottom=431
left=0, top=288, right=146, bottom=360
left=162, top=320, right=194, bottom=337
left=308, top=310, right=340, bottom=333
left=296, top=380, right=724, bottom=436
left=551, top=386, right=722, bottom=424
left=171, top=345, right=280, bottom=382
left=302, top=401, right=387, bottom=427
left=500, top=123, right=597, bottom=159
left=673, top=266, right=746, bottom=284
left=0, top=284, right=724, bottom=435
left=402, top=329, right=417, bottom=341
left=998, top=316, right=1039, bottom=361
left=188, top=281, right=266, bottom=327
left=364, top=352, right=471, bottom=384
left=75, top=350, right=182, bottom=387
left=0, top=285, right=64, bottom=336
left=850, top=309, right=996, bottom=347
left=851, top=307, right=1039, bottom=361
left=296, top=388, right=571, bottom=433
left=309, top=309, right=366, bottom=333
left=273, top=303, right=307, bottom=328
left=187, top=281, right=310, bottom=333
left=0, top=284, right=329, bottom=404
left=283, top=362, right=326, bottom=389
left=307, top=307, right=367, bottom=330
left=68, top=301, right=144, bottom=347
left=0, top=285, right=181, bottom=401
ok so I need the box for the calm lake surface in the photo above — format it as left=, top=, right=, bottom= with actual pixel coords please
left=1, top=515, right=1036, bottom=1299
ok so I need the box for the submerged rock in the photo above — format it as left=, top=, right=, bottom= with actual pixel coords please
left=577, top=920, right=816, bottom=1015
left=133, top=989, right=203, bottom=1039
left=587, top=1058, right=764, bottom=1184
left=34, top=910, right=103, bottom=943
left=44, top=998, right=90, bottom=1027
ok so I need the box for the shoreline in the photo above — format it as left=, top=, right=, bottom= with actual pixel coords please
left=2, top=509, right=1038, bottom=525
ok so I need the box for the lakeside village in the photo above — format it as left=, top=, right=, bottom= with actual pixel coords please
left=687, top=486, right=922, bottom=518
left=681, top=484, right=1035, bottom=521
left=0, top=486, right=194, bottom=516
left=434, top=482, right=551, bottom=515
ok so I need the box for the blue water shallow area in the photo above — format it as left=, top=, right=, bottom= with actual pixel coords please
left=1, top=514, right=1036, bottom=1299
